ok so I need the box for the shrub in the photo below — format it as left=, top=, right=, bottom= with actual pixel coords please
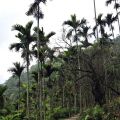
left=80, top=97, right=120, bottom=120
left=46, top=107, right=80, bottom=120
left=80, top=105, right=104, bottom=120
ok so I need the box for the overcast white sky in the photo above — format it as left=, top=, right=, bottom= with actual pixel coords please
left=0, top=0, right=116, bottom=84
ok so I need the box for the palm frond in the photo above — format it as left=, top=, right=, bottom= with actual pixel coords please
left=46, top=32, right=55, bottom=39
left=105, top=13, right=117, bottom=26
left=33, top=26, right=44, bottom=35
left=96, top=14, right=106, bottom=27
left=25, top=21, right=33, bottom=32
left=97, top=14, right=103, bottom=21
left=26, top=2, right=38, bottom=16
left=71, top=14, right=77, bottom=22
left=13, top=62, right=25, bottom=72
left=8, top=68, right=17, bottom=73
left=63, top=14, right=80, bottom=30
left=33, top=26, right=38, bottom=33
left=26, top=0, right=46, bottom=17
left=36, top=0, right=47, bottom=4
left=12, top=24, right=25, bottom=34
left=83, top=26, right=90, bottom=35
left=8, top=62, right=24, bottom=78
left=105, top=13, right=113, bottom=23
left=114, top=3, right=120, bottom=9
left=80, top=18, right=87, bottom=25
left=34, top=10, right=44, bottom=19
left=79, top=26, right=90, bottom=37
left=15, top=33, right=24, bottom=40
left=106, top=0, right=113, bottom=6
left=63, top=20, right=73, bottom=27
left=9, top=43, right=23, bottom=51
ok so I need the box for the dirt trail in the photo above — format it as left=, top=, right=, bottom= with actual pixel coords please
left=64, top=114, right=79, bottom=120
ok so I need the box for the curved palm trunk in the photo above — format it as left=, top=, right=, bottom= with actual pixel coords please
left=93, top=0, right=99, bottom=39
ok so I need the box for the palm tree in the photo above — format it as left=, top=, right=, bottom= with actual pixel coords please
left=9, top=21, right=34, bottom=119
left=63, top=15, right=87, bottom=113
left=106, top=0, right=120, bottom=33
left=31, top=27, right=55, bottom=119
left=78, top=26, right=93, bottom=48
left=93, top=14, right=106, bottom=39
left=32, top=27, right=55, bottom=66
left=93, top=0, right=99, bottom=39
left=63, top=14, right=87, bottom=43
left=105, top=13, right=118, bottom=39
left=46, top=48, right=56, bottom=62
left=32, top=27, right=55, bottom=74
left=44, top=64, right=58, bottom=111
left=8, top=62, right=25, bottom=110
left=26, top=0, right=46, bottom=19
left=27, top=1, right=48, bottom=117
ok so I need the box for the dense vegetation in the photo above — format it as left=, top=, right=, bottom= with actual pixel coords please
left=0, top=0, right=120, bottom=119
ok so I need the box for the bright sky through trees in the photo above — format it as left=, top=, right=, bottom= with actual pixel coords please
left=0, top=0, right=116, bottom=83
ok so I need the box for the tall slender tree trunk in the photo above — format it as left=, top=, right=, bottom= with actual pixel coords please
left=78, top=50, right=82, bottom=113
left=115, top=0, right=120, bottom=33
left=26, top=47, right=30, bottom=120
left=36, top=4, right=43, bottom=120
left=75, top=29, right=82, bottom=113
left=42, top=60, right=46, bottom=120
left=18, top=77, right=21, bottom=111
left=93, top=0, right=99, bottom=39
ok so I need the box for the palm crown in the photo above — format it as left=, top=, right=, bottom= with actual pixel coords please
left=63, top=14, right=87, bottom=42
left=26, top=0, right=47, bottom=19
left=9, top=21, right=34, bottom=63
left=8, top=62, right=25, bottom=78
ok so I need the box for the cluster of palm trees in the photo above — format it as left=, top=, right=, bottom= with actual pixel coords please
left=59, top=0, right=120, bottom=111
left=7, top=0, right=120, bottom=119
left=8, top=20, right=55, bottom=120
left=8, top=0, right=52, bottom=119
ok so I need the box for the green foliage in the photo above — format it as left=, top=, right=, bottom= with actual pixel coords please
left=80, top=98, right=120, bottom=120
left=80, top=105, right=104, bottom=120
left=103, top=97, right=120, bottom=120
left=0, top=112, right=20, bottom=120
left=4, top=0, right=120, bottom=118
left=0, top=85, right=7, bottom=110
left=46, top=107, right=78, bottom=120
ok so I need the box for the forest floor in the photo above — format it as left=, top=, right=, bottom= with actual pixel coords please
left=64, top=114, right=80, bottom=120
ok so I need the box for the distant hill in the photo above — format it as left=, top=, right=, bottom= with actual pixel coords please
left=4, top=63, right=37, bottom=99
